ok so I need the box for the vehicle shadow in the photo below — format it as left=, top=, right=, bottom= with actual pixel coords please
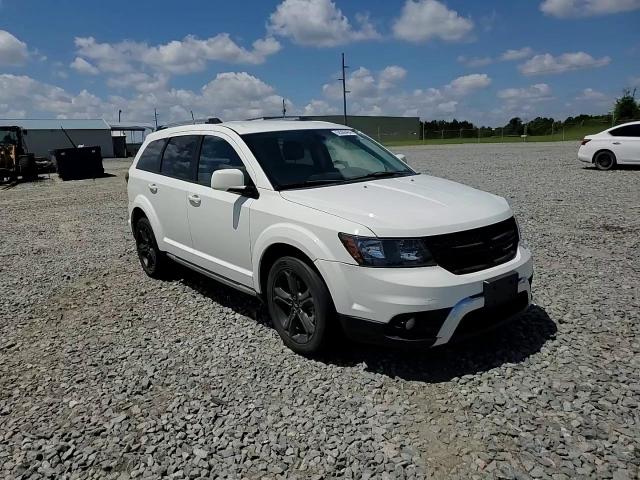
left=174, top=265, right=557, bottom=384
left=582, top=165, right=640, bottom=171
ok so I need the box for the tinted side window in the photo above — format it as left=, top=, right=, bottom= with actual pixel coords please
left=197, top=136, right=244, bottom=185
left=136, top=139, right=165, bottom=172
left=610, top=125, right=640, bottom=137
left=160, top=135, right=199, bottom=181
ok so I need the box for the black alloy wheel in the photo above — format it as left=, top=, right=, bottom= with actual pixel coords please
left=134, top=217, right=168, bottom=278
left=267, top=256, right=332, bottom=355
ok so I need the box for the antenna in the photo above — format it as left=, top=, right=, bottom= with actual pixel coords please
left=339, top=53, right=350, bottom=126
left=154, top=108, right=158, bottom=129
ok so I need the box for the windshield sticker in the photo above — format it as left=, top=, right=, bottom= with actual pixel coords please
left=331, top=129, right=357, bottom=136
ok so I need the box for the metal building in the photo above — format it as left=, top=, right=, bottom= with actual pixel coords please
left=305, top=115, right=420, bottom=142
left=0, top=119, right=114, bottom=158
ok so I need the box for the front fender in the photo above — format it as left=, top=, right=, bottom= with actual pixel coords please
left=130, top=194, right=166, bottom=251
left=252, top=223, right=342, bottom=295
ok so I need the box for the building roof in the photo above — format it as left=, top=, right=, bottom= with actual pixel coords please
left=0, top=118, right=111, bottom=130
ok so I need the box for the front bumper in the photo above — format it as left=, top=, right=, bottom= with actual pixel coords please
left=316, top=246, right=533, bottom=347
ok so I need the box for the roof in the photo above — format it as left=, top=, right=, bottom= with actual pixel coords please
left=0, top=118, right=111, bottom=130
left=149, top=120, right=347, bottom=140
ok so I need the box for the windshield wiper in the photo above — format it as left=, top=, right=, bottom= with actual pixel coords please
left=278, top=179, right=344, bottom=190
left=352, top=171, right=411, bottom=181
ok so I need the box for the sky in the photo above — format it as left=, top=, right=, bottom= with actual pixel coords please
left=0, top=0, right=639, bottom=127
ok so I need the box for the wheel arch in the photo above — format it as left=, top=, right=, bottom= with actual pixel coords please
left=592, top=148, right=616, bottom=163
left=129, top=195, right=165, bottom=249
left=253, top=224, right=335, bottom=296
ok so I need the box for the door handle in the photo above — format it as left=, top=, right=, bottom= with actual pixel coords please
left=188, top=194, right=201, bottom=207
left=612, top=142, right=621, bottom=145
left=148, top=183, right=158, bottom=194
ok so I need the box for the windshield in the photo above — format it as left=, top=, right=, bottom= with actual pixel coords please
left=0, top=129, right=18, bottom=145
left=241, top=129, right=416, bottom=190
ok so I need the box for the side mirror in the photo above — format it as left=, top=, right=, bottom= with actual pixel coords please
left=395, top=153, right=407, bottom=162
left=211, top=168, right=245, bottom=191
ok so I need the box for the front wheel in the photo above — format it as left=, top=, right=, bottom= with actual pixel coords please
left=594, top=151, right=616, bottom=171
left=266, top=256, right=333, bottom=355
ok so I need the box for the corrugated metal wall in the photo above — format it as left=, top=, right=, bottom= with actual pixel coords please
left=24, top=129, right=114, bottom=158
left=306, top=116, right=420, bottom=142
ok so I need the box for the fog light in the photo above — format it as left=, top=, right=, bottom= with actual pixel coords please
left=405, top=317, right=416, bottom=330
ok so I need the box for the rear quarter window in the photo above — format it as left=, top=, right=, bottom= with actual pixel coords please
left=609, top=125, right=640, bottom=137
left=136, top=139, right=166, bottom=172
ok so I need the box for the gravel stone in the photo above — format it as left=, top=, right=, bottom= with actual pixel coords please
left=0, top=143, right=638, bottom=479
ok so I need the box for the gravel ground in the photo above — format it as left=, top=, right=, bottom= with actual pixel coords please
left=0, top=141, right=638, bottom=480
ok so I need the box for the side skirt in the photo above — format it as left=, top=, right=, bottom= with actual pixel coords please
left=166, top=253, right=258, bottom=297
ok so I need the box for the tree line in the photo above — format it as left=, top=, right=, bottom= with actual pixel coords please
left=420, top=89, right=640, bottom=138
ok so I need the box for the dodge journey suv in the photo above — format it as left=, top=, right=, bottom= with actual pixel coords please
left=127, top=119, right=533, bottom=355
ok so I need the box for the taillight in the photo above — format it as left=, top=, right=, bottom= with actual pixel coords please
left=581, top=139, right=591, bottom=146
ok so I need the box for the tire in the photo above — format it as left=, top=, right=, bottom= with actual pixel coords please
left=134, top=217, right=169, bottom=279
left=266, top=256, right=333, bottom=355
left=594, top=150, right=616, bottom=171
left=18, top=155, right=37, bottom=180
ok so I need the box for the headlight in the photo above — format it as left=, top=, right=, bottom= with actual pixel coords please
left=338, top=233, right=436, bottom=267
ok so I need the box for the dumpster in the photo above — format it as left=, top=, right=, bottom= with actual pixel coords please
left=51, top=146, right=104, bottom=180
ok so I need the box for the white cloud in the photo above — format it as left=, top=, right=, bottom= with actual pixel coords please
left=0, top=74, right=113, bottom=119
left=519, top=52, right=610, bottom=75
left=0, top=72, right=292, bottom=123
left=540, top=0, right=640, bottom=17
left=500, top=47, right=534, bottom=61
left=0, top=30, right=28, bottom=66
left=73, top=34, right=281, bottom=76
left=457, top=55, right=493, bottom=67
left=445, top=73, right=491, bottom=95
left=107, top=72, right=169, bottom=93
left=268, top=0, right=379, bottom=47
left=497, top=83, right=553, bottom=101
left=70, top=57, right=99, bottom=75
left=392, top=0, right=474, bottom=43
left=576, top=88, right=607, bottom=100
left=379, top=66, right=407, bottom=89
left=458, top=47, right=534, bottom=68
left=316, top=67, right=490, bottom=119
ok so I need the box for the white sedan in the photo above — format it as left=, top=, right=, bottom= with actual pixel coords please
left=578, top=121, right=640, bottom=170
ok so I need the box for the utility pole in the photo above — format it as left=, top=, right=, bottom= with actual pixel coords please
left=154, top=108, right=158, bottom=130
left=339, top=53, right=349, bottom=126
left=118, top=109, right=122, bottom=123
left=282, top=98, right=287, bottom=118
left=190, top=110, right=195, bottom=122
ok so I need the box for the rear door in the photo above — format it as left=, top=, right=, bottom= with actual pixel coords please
left=609, top=124, right=640, bottom=163
left=154, top=134, right=200, bottom=257
left=185, top=133, right=255, bottom=288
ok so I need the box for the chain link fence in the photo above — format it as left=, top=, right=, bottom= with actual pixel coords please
left=382, top=118, right=639, bottom=145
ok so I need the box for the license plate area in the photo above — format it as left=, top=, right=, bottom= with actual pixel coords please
left=483, top=272, right=518, bottom=308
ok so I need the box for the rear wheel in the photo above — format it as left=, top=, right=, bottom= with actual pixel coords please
left=266, top=256, right=332, bottom=355
left=134, top=217, right=169, bottom=279
left=18, top=155, right=37, bottom=180
left=594, top=151, right=616, bottom=171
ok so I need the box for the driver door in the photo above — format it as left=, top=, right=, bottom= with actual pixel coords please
left=185, top=133, right=255, bottom=289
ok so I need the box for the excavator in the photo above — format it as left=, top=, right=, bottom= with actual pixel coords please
left=0, top=125, right=37, bottom=183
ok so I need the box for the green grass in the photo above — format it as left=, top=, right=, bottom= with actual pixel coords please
left=383, top=123, right=611, bottom=147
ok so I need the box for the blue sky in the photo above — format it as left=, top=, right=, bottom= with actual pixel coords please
left=0, top=0, right=639, bottom=126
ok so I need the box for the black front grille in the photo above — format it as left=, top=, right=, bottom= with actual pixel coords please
left=425, top=217, right=519, bottom=275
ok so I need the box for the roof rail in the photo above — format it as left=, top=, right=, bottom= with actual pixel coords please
left=245, top=116, right=312, bottom=121
left=156, top=117, right=223, bottom=131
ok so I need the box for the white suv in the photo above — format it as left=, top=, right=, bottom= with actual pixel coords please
left=127, top=120, right=533, bottom=355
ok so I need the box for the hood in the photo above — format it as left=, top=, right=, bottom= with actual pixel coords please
left=280, top=174, right=512, bottom=237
